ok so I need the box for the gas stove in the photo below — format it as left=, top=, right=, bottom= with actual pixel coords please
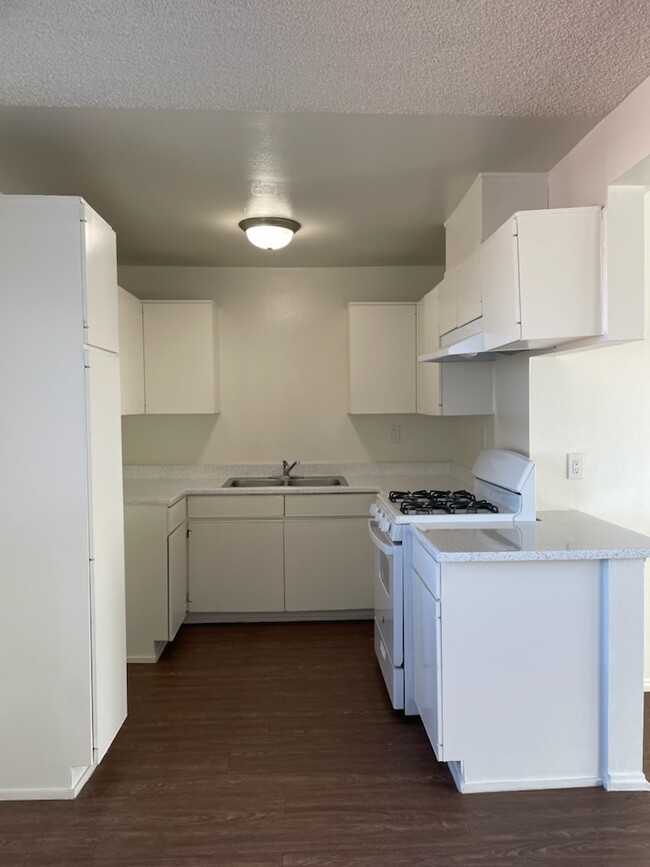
left=370, top=450, right=536, bottom=542
left=370, top=449, right=536, bottom=715
left=390, top=489, right=500, bottom=516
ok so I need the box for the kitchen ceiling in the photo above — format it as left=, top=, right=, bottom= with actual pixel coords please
left=1, top=0, right=649, bottom=267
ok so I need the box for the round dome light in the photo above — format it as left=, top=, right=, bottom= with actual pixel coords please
left=239, top=217, right=301, bottom=251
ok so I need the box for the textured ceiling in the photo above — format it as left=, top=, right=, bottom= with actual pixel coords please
left=1, top=0, right=650, bottom=117
left=0, top=107, right=597, bottom=266
left=0, top=1, right=647, bottom=266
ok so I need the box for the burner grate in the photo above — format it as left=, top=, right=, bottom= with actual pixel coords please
left=389, top=488, right=499, bottom=515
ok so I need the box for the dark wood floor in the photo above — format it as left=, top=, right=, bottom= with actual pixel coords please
left=3, top=622, right=650, bottom=866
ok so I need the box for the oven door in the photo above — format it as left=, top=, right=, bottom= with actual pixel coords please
left=369, top=520, right=403, bottom=667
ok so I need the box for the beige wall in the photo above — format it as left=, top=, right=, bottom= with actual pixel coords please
left=529, top=75, right=650, bottom=679
left=118, top=265, right=466, bottom=464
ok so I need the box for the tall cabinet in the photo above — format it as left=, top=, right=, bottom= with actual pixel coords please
left=0, top=196, right=127, bottom=799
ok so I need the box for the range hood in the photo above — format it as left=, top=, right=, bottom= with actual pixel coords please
left=419, top=319, right=498, bottom=362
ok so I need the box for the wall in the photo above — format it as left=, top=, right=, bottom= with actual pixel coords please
left=493, top=355, right=530, bottom=455
left=118, top=265, right=461, bottom=464
left=529, top=74, right=650, bottom=678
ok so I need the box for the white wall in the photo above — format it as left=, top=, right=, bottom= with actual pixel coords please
left=118, top=265, right=461, bottom=464
left=493, top=355, right=530, bottom=455
left=529, top=74, right=650, bottom=679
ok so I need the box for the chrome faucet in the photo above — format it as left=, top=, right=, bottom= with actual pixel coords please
left=282, top=459, right=299, bottom=478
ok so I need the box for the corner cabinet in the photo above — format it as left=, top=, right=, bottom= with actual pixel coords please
left=347, top=303, right=416, bottom=414
left=0, top=196, right=126, bottom=799
left=117, top=294, right=221, bottom=415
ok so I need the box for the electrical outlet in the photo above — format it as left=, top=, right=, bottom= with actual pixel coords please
left=389, top=425, right=401, bottom=444
left=567, top=453, right=585, bottom=480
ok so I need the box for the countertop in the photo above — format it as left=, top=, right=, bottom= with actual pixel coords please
left=412, top=510, right=650, bottom=562
left=123, top=462, right=469, bottom=506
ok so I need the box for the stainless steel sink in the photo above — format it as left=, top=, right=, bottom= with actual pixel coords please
left=223, top=477, right=285, bottom=487
left=223, top=476, right=347, bottom=488
left=287, top=477, right=347, bottom=487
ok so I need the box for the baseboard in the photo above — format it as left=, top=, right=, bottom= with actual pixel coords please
left=70, top=764, right=96, bottom=797
left=127, top=641, right=167, bottom=663
left=603, top=772, right=650, bottom=792
left=644, top=677, right=650, bottom=691
left=0, top=762, right=97, bottom=801
left=447, top=761, right=604, bottom=794
left=184, top=610, right=374, bottom=624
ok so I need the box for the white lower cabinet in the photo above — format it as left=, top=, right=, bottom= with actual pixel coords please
left=124, top=500, right=188, bottom=662
left=188, top=520, right=285, bottom=613
left=126, top=492, right=375, bottom=656
left=284, top=518, right=374, bottom=611
left=406, top=529, right=648, bottom=794
left=412, top=566, right=443, bottom=760
left=168, top=522, right=189, bottom=639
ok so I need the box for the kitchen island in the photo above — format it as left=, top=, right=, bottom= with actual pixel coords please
left=408, top=511, right=650, bottom=794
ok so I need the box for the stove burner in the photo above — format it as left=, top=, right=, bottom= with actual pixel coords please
left=389, top=488, right=499, bottom=515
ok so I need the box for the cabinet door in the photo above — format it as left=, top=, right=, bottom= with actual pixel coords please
left=82, top=203, right=119, bottom=353
left=516, top=209, right=602, bottom=342
left=143, top=301, right=220, bottom=414
left=416, top=295, right=441, bottom=416
left=189, top=520, right=284, bottom=612
left=480, top=220, right=521, bottom=350
left=117, top=287, right=145, bottom=415
left=455, top=249, right=482, bottom=328
left=85, top=348, right=127, bottom=761
left=168, top=523, right=188, bottom=640
left=347, top=303, right=416, bottom=414
left=412, top=570, right=443, bottom=760
left=284, top=518, right=374, bottom=611
left=438, top=269, right=458, bottom=336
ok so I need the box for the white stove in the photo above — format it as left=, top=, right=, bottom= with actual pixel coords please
left=370, top=449, right=536, bottom=542
left=369, top=450, right=536, bottom=713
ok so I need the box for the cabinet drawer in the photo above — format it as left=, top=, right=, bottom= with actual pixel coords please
left=411, top=535, right=441, bottom=599
left=167, top=498, right=187, bottom=533
left=285, top=493, right=375, bottom=518
left=188, top=495, right=284, bottom=518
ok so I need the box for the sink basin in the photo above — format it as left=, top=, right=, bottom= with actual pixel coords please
left=287, top=477, right=348, bottom=487
left=222, top=476, right=348, bottom=488
left=223, top=477, right=285, bottom=487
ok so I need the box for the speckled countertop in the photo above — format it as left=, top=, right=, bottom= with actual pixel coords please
left=123, top=462, right=470, bottom=506
left=412, top=511, right=650, bottom=562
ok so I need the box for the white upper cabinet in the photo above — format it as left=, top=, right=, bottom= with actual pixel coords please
left=481, top=207, right=603, bottom=351
left=438, top=269, right=458, bottom=336
left=417, top=290, right=441, bottom=415
left=117, top=287, right=145, bottom=415
left=445, top=173, right=548, bottom=270
left=82, top=203, right=119, bottom=353
left=142, top=300, right=220, bottom=414
left=438, top=173, right=549, bottom=343
left=417, top=288, right=494, bottom=416
left=348, top=303, right=416, bottom=414
left=455, top=249, right=482, bottom=328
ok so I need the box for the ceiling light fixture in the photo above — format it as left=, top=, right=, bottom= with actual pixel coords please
left=239, top=217, right=301, bottom=251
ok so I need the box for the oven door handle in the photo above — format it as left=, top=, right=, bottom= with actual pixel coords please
left=368, top=520, right=396, bottom=556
